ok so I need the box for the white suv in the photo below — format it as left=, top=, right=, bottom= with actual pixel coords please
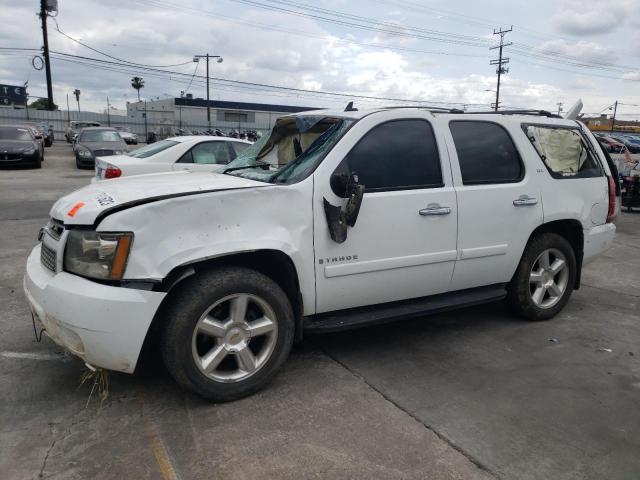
left=24, top=107, right=617, bottom=401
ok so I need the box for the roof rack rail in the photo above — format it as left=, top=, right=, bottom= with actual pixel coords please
left=378, top=105, right=465, bottom=113
left=453, top=109, right=562, bottom=118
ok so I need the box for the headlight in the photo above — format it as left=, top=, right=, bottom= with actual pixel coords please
left=78, top=148, right=92, bottom=158
left=64, top=231, right=133, bottom=280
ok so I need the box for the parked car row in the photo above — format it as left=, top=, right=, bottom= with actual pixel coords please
left=593, top=131, right=640, bottom=153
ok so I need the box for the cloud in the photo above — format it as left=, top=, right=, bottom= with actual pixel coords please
left=622, top=72, right=640, bottom=81
left=552, top=0, right=634, bottom=35
left=533, top=39, right=615, bottom=64
left=1, top=0, right=638, bottom=116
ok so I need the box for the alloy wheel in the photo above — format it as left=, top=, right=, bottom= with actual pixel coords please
left=191, top=294, right=278, bottom=383
left=529, top=248, right=569, bottom=309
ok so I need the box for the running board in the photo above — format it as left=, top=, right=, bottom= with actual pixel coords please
left=303, top=285, right=507, bottom=333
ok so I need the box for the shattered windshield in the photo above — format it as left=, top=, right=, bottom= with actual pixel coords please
left=223, top=116, right=355, bottom=184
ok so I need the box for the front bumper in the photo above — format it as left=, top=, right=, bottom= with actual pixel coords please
left=0, top=152, right=40, bottom=166
left=24, top=244, right=166, bottom=373
left=75, top=154, right=95, bottom=167
left=583, top=223, right=616, bottom=265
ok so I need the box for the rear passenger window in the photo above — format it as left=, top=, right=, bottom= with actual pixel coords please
left=523, top=125, right=602, bottom=178
left=450, top=121, right=523, bottom=185
left=178, top=142, right=232, bottom=164
left=337, top=119, right=442, bottom=192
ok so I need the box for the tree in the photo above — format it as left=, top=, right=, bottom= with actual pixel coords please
left=29, top=98, right=58, bottom=110
left=73, top=89, right=81, bottom=113
left=131, top=77, right=145, bottom=102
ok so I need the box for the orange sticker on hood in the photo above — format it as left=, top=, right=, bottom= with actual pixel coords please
left=67, top=202, right=85, bottom=217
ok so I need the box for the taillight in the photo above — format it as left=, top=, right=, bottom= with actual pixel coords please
left=105, top=164, right=122, bottom=179
left=606, top=175, right=616, bottom=223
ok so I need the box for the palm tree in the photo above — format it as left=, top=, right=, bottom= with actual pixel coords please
left=131, top=77, right=145, bottom=102
left=73, top=89, right=81, bottom=113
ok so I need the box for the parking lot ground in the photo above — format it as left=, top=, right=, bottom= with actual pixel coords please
left=1, top=142, right=639, bottom=480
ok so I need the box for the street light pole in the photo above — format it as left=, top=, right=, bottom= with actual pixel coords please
left=193, top=54, right=223, bottom=132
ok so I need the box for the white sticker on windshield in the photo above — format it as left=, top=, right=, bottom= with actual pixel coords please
left=95, top=191, right=116, bottom=207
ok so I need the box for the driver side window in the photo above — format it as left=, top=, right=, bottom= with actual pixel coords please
left=334, top=119, right=443, bottom=192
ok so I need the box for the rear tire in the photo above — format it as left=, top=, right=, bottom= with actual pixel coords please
left=160, top=267, right=294, bottom=402
left=507, top=233, right=576, bottom=321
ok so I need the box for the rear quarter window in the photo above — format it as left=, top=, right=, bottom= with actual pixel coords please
left=522, top=124, right=603, bottom=179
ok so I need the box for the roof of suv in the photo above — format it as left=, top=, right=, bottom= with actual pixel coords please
left=285, top=107, right=577, bottom=126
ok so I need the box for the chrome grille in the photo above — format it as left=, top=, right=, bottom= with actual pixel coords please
left=41, top=243, right=57, bottom=272
left=93, top=149, right=114, bottom=157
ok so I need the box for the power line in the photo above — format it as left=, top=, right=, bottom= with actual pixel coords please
left=183, top=61, right=199, bottom=94
left=45, top=50, right=490, bottom=107
left=226, top=0, right=631, bottom=72
left=51, top=18, right=194, bottom=68
left=133, top=0, right=639, bottom=77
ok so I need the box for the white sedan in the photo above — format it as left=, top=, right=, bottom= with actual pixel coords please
left=94, top=136, right=252, bottom=180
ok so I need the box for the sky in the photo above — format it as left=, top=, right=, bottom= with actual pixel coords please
left=1, top=0, right=639, bottom=118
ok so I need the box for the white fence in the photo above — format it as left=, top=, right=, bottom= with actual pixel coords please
left=0, top=108, right=272, bottom=140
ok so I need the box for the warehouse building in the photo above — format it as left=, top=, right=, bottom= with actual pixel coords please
left=125, top=96, right=317, bottom=135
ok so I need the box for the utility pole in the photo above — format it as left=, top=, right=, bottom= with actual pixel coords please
left=490, top=26, right=512, bottom=112
left=107, top=96, right=111, bottom=126
left=556, top=102, right=563, bottom=116
left=610, top=100, right=618, bottom=133
left=39, top=0, right=55, bottom=110
left=66, top=93, right=70, bottom=124
left=144, top=100, right=148, bottom=141
left=193, top=53, right=223, bottom=131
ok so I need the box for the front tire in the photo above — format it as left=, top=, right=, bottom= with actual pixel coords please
left=507, top=233, right=576, bottom=321
left=160, top=267, right=294, bottom=401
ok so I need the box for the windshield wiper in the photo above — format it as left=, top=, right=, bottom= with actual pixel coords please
left=223, top=160, right=271, bottom=173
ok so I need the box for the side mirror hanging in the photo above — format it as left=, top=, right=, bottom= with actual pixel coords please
left=323, top=173, right=364, bottom=243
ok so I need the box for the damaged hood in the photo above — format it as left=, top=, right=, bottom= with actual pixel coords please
left=51, top=171, right=266, bottom=226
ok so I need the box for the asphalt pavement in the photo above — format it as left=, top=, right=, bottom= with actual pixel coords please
left=1, top=142, right=639, bottom=480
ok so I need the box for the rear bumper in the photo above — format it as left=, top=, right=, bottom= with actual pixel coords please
left=24, top=244, right=166, bottom=373
left=583, top=223, right=616, bottom=265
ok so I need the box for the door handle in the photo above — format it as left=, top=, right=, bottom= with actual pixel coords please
left=419, top=205, right=451, bottom=216
left=513, top=195, right=538, bottom=206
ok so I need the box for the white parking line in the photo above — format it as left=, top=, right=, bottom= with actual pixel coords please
left=0, top=351, right=67, bottom=361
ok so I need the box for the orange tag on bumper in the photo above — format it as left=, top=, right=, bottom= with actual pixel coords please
left=67, top=202, right=85, bottom=217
